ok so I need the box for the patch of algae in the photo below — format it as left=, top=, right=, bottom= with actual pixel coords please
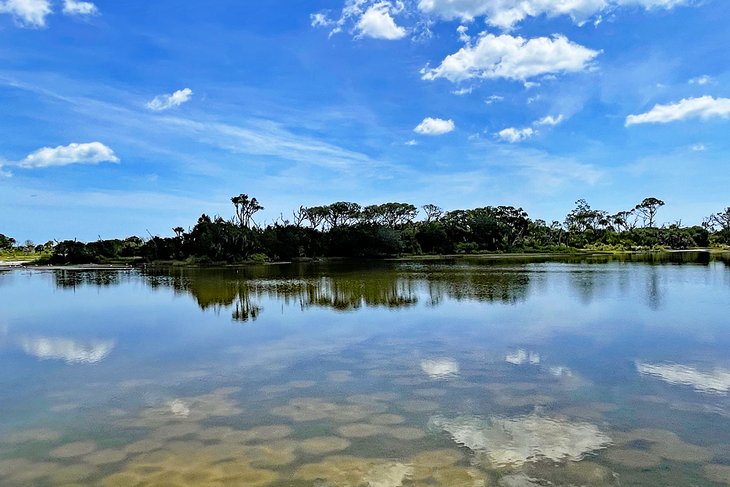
left=293, top=455, right=412, bottom=487
left=100, top=445, right=279, bottom=487
left=293, top=450, right=487, bottom=487
left=616, top=428, right=714, bottom=463
left=118, top=388, right=243, bottom=428
left=703, top=464, right=730, bottom=485
left=272, top=397, right=386, bottom=422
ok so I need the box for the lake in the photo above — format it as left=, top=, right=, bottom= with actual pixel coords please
left=1, top=255, right=730, bottom=486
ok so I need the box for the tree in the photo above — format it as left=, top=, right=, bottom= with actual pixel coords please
left=0, top=233, right=15, bottom=251
left=611, top=210, right=637, bottom=232
left=323, top=202, right=361, bottom=228
left=711, top=207, right=730, bottom=232
left=231, top=194, right=264, bottom=228
left=292, top=206, right=307, bottom=227
left=303, top=206, right=328, bottom=230
left=173, top=227, right=185, bottom=238
left=422, top=204, right=443, bottom=223
left=634, top=197, right=665, bottom=228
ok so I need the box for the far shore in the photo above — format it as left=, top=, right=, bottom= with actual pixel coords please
left=2, top=248, right=728, bottom=272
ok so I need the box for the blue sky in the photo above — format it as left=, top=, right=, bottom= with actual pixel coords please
left=0, top=0, right=728, bottom=242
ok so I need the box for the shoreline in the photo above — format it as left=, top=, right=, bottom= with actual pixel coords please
left=4, top=248, right=727, bottom=271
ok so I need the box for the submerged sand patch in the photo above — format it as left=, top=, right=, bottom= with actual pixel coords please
left=605, top=448, right=662, bottom=468
left=50, top=440, right=98, bottom=458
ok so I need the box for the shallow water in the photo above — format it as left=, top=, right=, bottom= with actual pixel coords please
left=1, top=255, right=730, bottom=486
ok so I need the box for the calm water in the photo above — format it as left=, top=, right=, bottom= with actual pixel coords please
left=1, top=255, right=730, bottom=486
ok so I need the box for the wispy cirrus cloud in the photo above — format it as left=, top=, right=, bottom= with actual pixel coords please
left=146, top=88, right=194, bottom=111
left=626, top=96, right=730, bottom=126
left=19, top=142, right=119, bottom=168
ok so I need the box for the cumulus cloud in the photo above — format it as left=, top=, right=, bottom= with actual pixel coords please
left=535, top=114, right=565, bottom=126
left=312, top=0, right=407, bottom=40
left=20, top=142, right=119, bottom=168
left=356, top=2, right=406, bottom=39
left=0, top=0, right=52, bottom=27
left=414, top=117, right=455, bottom=135
left=146, top=88, right=194, bottom=111
left=62, top=0, right=98, bottom=16
left=496, top=127, right=534, bottom=143
left=422, top=33, right=599, bottom=83
left=416, top=0, right=691, bottom=29
left=637, top=362, right=730, bottom=395
left=626, top=96, right=730, bottom=126
left=20, top=336, right=115, bottom=364
left=405, top=139, right=418, bottom=145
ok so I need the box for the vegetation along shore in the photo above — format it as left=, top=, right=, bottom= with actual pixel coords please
left=2, top=195, right=729, bottom=265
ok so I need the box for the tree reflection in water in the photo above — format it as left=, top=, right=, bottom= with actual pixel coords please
left=137, top=263, right=535, bottom=321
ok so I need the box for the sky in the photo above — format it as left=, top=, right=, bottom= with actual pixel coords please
left=0, top=0, right=729, bottom=242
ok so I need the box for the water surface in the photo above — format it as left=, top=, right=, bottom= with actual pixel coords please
left=1, top=256, right=730, bottom=486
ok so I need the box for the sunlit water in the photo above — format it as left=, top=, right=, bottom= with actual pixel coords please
left=1, top=255, right=730, bottom=486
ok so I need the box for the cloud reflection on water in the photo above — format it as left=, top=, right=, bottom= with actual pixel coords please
left=637, top=361, right=730, bottom=395
left=420, top=358, right=459, bottom=379
left=20, top=336, right=115, bottom=364
left=429, top=414, right=612, bottom=467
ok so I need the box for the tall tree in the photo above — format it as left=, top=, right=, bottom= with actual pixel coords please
left=634, top=197, right=665, bottom=228
left=231, top=194, right=264, bottom=228
left=422, top=204, right=443, bottom=223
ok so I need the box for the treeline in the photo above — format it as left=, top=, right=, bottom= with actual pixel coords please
left=2, top=195, right=730, bottom=265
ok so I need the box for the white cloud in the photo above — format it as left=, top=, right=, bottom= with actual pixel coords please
left=422, top=33, right=599, bottom=83
left=20, top=336, right=115, bottom=364
left=484, top=94, right=504, bottom=104
left=452, top=86, right=473, bottom=96
left=626, top=96, right=730, bottom=126
left=405, top=139, right=418, bottom=146
left=315, top=1, right=407, bottom=40
left=637, top=362, right=730, bottom=395
left=146, top=88, right=194, bottom=111
left=421, top=358, right=460, bottom=379
left=414, top=117, right=456, bottom=135
left=0, top=162, right=11, bottom=178
left=416, top=0, right=691, bottom=29
left=356, top=2, right=407, bottom=39
left=0, top=0, right=52, bottom=27
left=535, top=114, right=565, bottom=126
left=691, top=143, right=706, bottom=152
left=310, top=12, right=334, bottom=27
left=496, top=127, right=534, bottom=143
left=688, top=75, right=713, bottom=86
left=62, top=0, right=98, bottom=16
left=20, top=142, right=119, bottom=168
